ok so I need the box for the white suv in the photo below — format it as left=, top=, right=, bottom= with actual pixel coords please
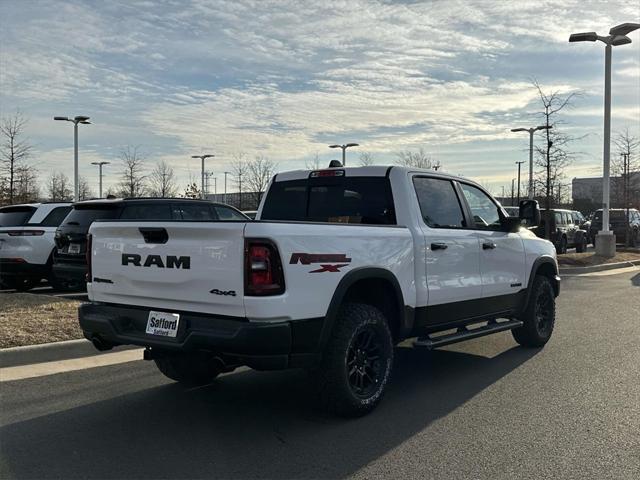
left=0, top=202, right=72, bottom=290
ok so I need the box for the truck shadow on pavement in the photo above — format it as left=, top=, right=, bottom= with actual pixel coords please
left=1, top=345, right=538, bottom=479
left=631, top=273, right=640, bottom=286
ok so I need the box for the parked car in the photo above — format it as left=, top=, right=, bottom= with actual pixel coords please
left=589, top=208, right=640, bottom=246
left=80, top=165, right=559, bottom=417
left=0, top=202, right=72, bottom=290
left=53, top=198, right=248, bottom=290
left=532, top=208, right=588, bottom=254
left=571, top=210, right=591, bottom=244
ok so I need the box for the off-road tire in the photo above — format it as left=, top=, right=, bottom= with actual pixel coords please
left=512, top=275, right=556, bottom=348
left=556, top=237, right=567, bottom=254
left=154, top=352, right=221, bottom=386
left=576, top=238, right=586, bottom=253
left=313, top=302, right=394, bottom=417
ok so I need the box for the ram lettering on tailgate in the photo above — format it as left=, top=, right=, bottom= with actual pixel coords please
left=121, top=253, right=191, bottom=269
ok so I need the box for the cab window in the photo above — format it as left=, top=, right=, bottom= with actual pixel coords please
left=412, top=177, right=466, bottom=229
left=459, top=183, right=502, bottom=230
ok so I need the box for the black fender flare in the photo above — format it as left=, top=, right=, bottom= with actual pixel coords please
left=522, top=256, right=560, bottom=312
left=318, top=267, right=406, bottom=350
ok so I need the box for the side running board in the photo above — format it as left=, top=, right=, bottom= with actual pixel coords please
left=413, top=319, right=523, bottom=350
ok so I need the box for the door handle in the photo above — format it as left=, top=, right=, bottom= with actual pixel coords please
left=482, top=242, right=497, bottom=250
left=431, top=242, right=448, bottom=250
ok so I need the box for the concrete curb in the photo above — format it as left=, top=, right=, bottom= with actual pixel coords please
left=559, top=259, right=640, bottom=275
left=0, top=338, right=136, bottom=368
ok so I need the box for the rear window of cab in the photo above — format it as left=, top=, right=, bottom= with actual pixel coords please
left=261, top=177, right=396, bottom=225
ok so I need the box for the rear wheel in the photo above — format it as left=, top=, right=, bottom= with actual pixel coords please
left=313, top=302, right=394, bottom=417
left=154, top=352, right=221, bottom=386
left=556, top=237, right=567, bottom=254
left=576, top=237, right=587, bottom=253
left=512, top=275, right=555, bottom=348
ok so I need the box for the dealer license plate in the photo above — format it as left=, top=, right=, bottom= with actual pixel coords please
left=68, top=243, right=81, bottom=254
left=146, top=311, right=180, bottom=338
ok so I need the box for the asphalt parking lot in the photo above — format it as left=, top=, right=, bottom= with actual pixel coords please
left=1, top=270, right=639, bottom=479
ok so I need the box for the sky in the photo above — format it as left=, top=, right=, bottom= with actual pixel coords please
left=1, top=0, right=639, bottom=197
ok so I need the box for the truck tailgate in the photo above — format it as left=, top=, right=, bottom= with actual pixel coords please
left=88, top=222, right=247, bottom=317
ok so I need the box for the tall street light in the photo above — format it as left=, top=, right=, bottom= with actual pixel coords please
left=224, top=171, right=230, bottom=204
left=329, top=143, right=359, bottom=166
left=510, top=125, right=552, bottom=199
left=191, top=154, right=215, bottom=199
left=54, top=115, right=91, bottom=201
left=570, top=22, right=639, bottom=256
left=91, top=161, right=110, bottom=198
left=515, top=161, right=525, bottom=204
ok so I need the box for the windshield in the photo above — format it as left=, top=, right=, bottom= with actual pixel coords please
left=0, top=206, right=37, bottom=226
left=261, top=176, right=396, bottom=225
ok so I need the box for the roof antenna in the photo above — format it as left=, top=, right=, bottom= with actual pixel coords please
left=329, top=160, right=343, bottom=168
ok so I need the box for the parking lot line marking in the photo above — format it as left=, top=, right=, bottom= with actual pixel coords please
left=0, top=349, right=144, bottom=382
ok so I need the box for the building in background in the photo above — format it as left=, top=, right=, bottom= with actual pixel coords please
left=572, top=173, right=640, bottom=214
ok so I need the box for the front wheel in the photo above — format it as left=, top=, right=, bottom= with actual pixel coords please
left=576, top=238, right=587, bottom=253
left=512, top=275, right=556, bottom=348
left=313, top=302, right=394, bottom=417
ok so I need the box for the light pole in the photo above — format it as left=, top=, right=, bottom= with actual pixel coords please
left=91, top=161, right=110, bottom=198
left=191, top=154, right=215, bottom=199
left=329, top=143, right=359, bottom=166
left=570, top=22, right=639, bottom=256
left=54, top=115, right=91, bottom=201
left=515, top=161, right=525, bottom=204
left=224, top=171, right=230, bottom=204
left=510, top=125, right=552, bottom=199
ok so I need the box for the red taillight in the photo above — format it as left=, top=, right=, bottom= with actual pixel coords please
left=85, top=233, right=92, bottom=282
left=7, top=230, right=45, bottom=236
left=244, top=240, right=285, bottom=296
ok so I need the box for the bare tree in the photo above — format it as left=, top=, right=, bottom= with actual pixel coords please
left=183, top=182, right=201, bottom=199
left=230, top=152, right=249, bottom=208
left=245, top=155, right=277, bottom=207
left=305, top=153, right=322, bottom=170
left=78, top=176, right=93, bottom=201
left=359, top=152, right=375, bottom=166
left=13, top=165, right=39, bottom=203
left=1, top=111, right=33, bottom=204
left=613, top=128, right=640, bottom=245
left=149, top=160, right=178, bottom=198
left=48, top=172, right=73, bottom=201
left=395, top=148, right=441, bottom=170
left=532, top=80, right=580, bottom=212
left=117, top=146, right=146, bottom=197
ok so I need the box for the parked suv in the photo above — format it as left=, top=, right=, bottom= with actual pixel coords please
left=80, top=165, right=560, bottom=417
left=533, top=209, right=588, bottom=254
left=53, top=198, right=248, bottom=290
left=0, top=202, right=72, bottom=290
left=589, top=208, right=640, bottom=246
left=571, top=210, right=592, bottom=244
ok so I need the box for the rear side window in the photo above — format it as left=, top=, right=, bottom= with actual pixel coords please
left=39, top=206, right=72, bottom=227
left=413, top=177, right=466, bottom=229
left=261, top=177, right=396, bottom=225
left=64, top=206, right=121, bottom=226
left=120, top=204, right=173, bottom=220
left=0, top=207, right=36, bottom=226
left=214, top=206, right=247, bottom=221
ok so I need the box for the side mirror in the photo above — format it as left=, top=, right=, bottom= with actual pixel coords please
left=519, top=200, right=540, bottom=226
left=501, top=216, right=522, bottom=233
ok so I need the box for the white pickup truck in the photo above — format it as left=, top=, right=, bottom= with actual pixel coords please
left=80, top=165, right=560, bottom=416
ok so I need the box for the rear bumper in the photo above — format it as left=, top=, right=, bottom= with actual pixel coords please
left=52, top=262, right=87, bottom=285
left=79, top=302, right=323, bottom=370
left=0, top=259, right=48, bottom=280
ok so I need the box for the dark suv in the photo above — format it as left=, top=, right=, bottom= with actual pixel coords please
left=53, top=198, right=248, bottom=290
left=589, top=208, right=640, bottom=247
left=534, top=208, right=588, bottom=254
